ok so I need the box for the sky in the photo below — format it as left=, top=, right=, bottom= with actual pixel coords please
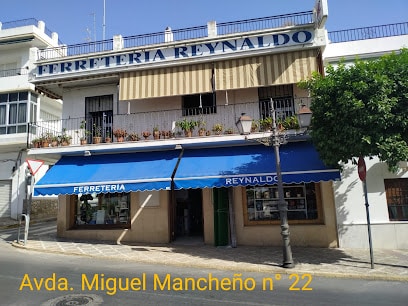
left=0, top=0, right=407, bottom=45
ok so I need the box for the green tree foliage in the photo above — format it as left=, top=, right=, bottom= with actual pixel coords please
left=299, top=49, right=408, bottom=172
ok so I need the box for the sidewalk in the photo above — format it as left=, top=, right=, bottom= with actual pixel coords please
left=2, top=218, right=408, bottom=281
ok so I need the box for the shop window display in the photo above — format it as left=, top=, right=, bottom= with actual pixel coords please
left=244, top=183, right=322, bottom=225
left=74, top=192, right=130, bottom=228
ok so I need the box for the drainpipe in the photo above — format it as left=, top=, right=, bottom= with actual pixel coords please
left=170, top=147, right=184, bottom=241
left=228, top=188, right=237, bottom=248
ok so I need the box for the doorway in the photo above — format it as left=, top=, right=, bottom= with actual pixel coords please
left=174, top=189, right=203, bottom=242
left=85, top=95, right=113, bottom=142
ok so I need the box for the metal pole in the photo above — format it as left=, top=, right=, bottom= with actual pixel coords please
left=102, top=0, right=106, bottom=41
left=271, top=102, right=294, bottom=268
left=363, top=180, right=374, bottom=269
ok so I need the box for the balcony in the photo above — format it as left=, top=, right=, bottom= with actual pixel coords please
left=27, top=98, right=311, bottom=153
left=328, top=22, right=408, bottom=43
left=37, top=11, right=314, bottom=60
left=0, top=67, right=29, bottom=78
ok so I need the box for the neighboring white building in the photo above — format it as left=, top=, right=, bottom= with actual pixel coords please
left=324, top=22, right=408, bottom=249
left=0, top=19, right=62, bottom=219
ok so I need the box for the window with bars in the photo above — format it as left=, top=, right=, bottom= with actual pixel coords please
left=182, top=93, right=216, bottom=116
left=258, top=85, right=294, bottom=120
left=384, top=178, right=408, bottom=221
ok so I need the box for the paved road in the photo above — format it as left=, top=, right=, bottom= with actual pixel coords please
left=1, top=243, right=407, bottom=306
left=0, top=221, right=57, bottom=242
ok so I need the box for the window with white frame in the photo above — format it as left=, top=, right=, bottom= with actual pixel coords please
left=0, top=91, right=36, bottom=134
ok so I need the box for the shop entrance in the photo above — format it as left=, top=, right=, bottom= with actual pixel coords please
left=174, top=189, right=203, bottom=241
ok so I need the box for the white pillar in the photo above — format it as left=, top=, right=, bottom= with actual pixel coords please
left=165, top=27, right=173, bottom=42
left=207, top=21, right=217, bottom=38
left=113, top=35, right=124, bottom=51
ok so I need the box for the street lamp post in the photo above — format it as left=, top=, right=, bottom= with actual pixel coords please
left=237, top=99, right=312, bottom=269
left=270, top=104, right=294, bottom=268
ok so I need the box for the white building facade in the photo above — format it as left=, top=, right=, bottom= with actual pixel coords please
left=27, top=3, right=345, bottom=248
left=324, top=22, right=408, bottom=249
left=0, top=19, right=62, bottom=219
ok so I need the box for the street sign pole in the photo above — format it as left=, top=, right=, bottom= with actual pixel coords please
left=358, top=156, right=374, bottom=269
left=23, top=159, right=43, bottom=245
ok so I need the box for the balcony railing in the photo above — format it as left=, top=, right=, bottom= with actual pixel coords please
left=0, top=18, right=63, bottom=45
left=328, top=22, right=408, bottom=43
left=0, top=67, right=29, bottom=78
left=37, top=11, right=313, bottom=60
left=27, top=98, right=310, bottom=148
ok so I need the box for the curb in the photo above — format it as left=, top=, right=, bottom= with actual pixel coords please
left=11, top=242, right=408, bottom=282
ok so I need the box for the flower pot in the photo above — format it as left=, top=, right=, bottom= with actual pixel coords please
left=93, top=136, right=102, bottom=144
left=142, top=132, right=151, bottom=139
left=80, top=139, right=87, bottom=145
left=153, top=131, right=160, bottom=140
left=105, top=137, right=112, bottom=143
left=116, top=136, right=124, bottom=142
left=198, top=129, right=206, bottom=137
left=184, top=130, right=193, bottom=137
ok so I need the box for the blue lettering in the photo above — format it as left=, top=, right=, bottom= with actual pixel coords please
left=89, top=58, right=99, bottom=69
left=175, top=46, right=188, bottom=58
left=74, top=60, right=87, bottom=71
left=191, top=44, right=203, bottom=57
left=273, top=33, right=290, bottom=46
left=48, top=64, right=58, bottom=74
left=37, top=65, right=47, bottom=75
left=133, top=52, right=143, bottom=63
left=222, top=40, right=237, bottom=52
left=205, top=42, right=219, bottom=54
left=257, top=36, right=270, bottom=48
left=292, top=31, right=312, bottom=43
left=104, top=57, right=112, bottom=67
left=60, top=62, right=72, bottom=72
left=115, top=54, right=128, bottom=66
left=128, top=53, right=134, bottom=65
left=240, top=38, right=255, bottom=50
left=153, top=50, right=165, bottom=61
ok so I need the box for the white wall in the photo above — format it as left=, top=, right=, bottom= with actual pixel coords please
left=324, top=35, right=408, bottom=64
left=62, top=84, right=118, bottom=119
left=334, top=157, right=408, bottom=249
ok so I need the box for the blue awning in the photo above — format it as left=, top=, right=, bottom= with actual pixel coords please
left=173, top=142, right=340, bottom=189
left=34, top=151, right=180, bottom=196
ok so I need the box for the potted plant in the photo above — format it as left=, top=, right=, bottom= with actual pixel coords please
left=259, top=117, right=273, bottom=131
left=50, top=135, right=59, bottom=147
left=161, top=130, right=170, bottom=139
left=105, top=130, right=112, bottom=143
left=212, top=123, right=223, bottom=135
left=176, top=118, right=198, bottom=137
left=60, top=128, right=72, bottom=146
left=153, top=126, right=160, bottom=140
left=41, top=132, right=52, bottom=147
left=282, top=115, right=300, bottom=130
left=31, top=138, right=41, bottom=148
left=142, top=131, right=151, bottom=139
left=113, top=128, right=127, bottom=142
left=127, top=132, right=140, bottom=141
left=197, top=119, right=206, bottom=136
left=93, top=124, right=102, bottom=144
left=75, top=120, right=89, bottom=145
left=251, top=120, right=259, bottom=133
left=225, top=127, right=234, bottom=135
